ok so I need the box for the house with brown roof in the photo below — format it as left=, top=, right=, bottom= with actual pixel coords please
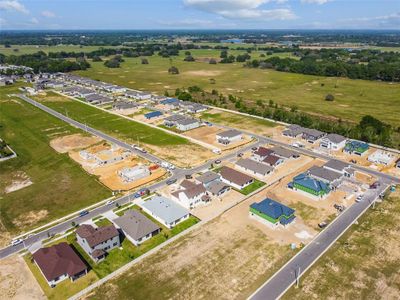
left=219, top=166, right=254, bottom=190
left=252, top=147, right=274, bottom=162
left=171, top=180, right=208, bottom=209
left=262, top=154, right=284, bottom=167
left=76, top=224, right=120, bottom=263
left=32, top=242, right=87, bottom=287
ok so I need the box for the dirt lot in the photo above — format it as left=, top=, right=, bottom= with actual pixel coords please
left=0, top=255, right=45, bottom=300
left=182, top=125, right=254, bottom=151
left=50, top=133, right=101, bottom=153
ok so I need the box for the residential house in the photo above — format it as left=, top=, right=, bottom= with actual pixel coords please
left=323, top=159, right=354, bottom=178
left=282, top=124, right=304, bottom=138
left=171, top=180, right=208, bottom=209
left=262, top=154, right=283, bottom=167
left=252, top=147, right=274, bottom=162
left=75, top=224, right=120, bottom=263
left=163, top=114, right=186, bottom=127
left=32, top=243, right=87, bottom=287
left=344, top=140, right=369, bottom=156
left=219, top=166, right=254, bottom=190
left=249, top=198, right=296, bottom=228
left=270, top=146, right=299, bottom=159
left=368, top=150, right=396, bottom=166
left=307, top=165, right=343, bottom=186
left=118, top=166, right=150, bottom=182
left=176, top=118, right=200, bottom=131
left=139, top=196, right=190, bottom=229
left=236, top=158, right=273, bottom=177
left=320, top=133, right=347, bottom=150
left=216, top=129, right=242, bottom=145
left=302, top=128, right=326, bottom=143
left=114, top=210, right=160, bottom=246
left=144, top=111, right=163, bottom=119
left=196, top=171, right=221, bottom=187
left=289, top=173, right=330, bottom=198
left=206, top=181, right=231, bottom=196
left=112, top=101, right=139, bottom=110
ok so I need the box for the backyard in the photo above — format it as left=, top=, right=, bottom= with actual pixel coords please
left=0, top=84, right=111, bottom=240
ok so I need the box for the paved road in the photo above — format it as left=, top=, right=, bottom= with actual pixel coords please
left=249, top=181, right=391, bottom=300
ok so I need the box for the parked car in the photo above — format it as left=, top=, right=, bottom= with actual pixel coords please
left=318, top=221, right=328, bottom=229
left=79, top=210, right=89, bottom=217
left=166, top=178, right=177, bottom=185
left=370, top=181, right=380, bottom=189
left=10, top=239, right=23, bottom=246
left=333, top=204, right=345, bottom=212
left=105, top=200, right=115, bottom=206
left=237, top=153, right=244, bottom=157
left=214, top=159, right=221, bottom=164
left=185, top=174, right=193, bottom=179
left=355, top=195, right=363, bottom=203
left=251, top=147, right=258, bottom=151
left=138, top=188, right=150, bottom=196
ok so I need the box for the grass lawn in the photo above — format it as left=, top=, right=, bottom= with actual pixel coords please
left=93, top=217, right=113, bottom=227
left=33, top=92, right=188, bottom=147
left=24, top=249, right=99, bottom=300
left=238, top=179, right=266, bottom=195
left=72, top=49, right=400, bottom=127
left=0, top=84, right=111, bottom=234
left=283, top=188, right=400, bottom=299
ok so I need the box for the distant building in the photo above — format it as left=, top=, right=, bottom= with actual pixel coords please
left=32, top=243, right=87, bottom=287
left=216, top=129, right=242, bottom=145
left=250, top=198, right=295, bottom=228
left=144, top=111, right=163, bottom=119
left=176, top=118, right=200, bottom=131
left=219, top=166, right=254, bottom=190
left=320, top=133, right=347, bottom=150
left=344, top=140, right=369, bottom=156
left=368, top=150, right=396, bottom=166
left=118, top=166, right=150, bottom=182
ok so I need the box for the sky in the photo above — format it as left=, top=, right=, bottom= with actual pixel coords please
left=0, top=0, right=399, bottom=30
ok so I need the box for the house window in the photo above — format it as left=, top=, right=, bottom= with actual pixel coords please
left=113, top=242, right=118, bottom=246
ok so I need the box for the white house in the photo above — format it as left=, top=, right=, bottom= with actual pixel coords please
left=368, top=150, right=396, bottom=166
left=219, top=166, right=254, bottom=190
left=118, top=166, right=150, bottom=182
left=320, top=133, right=347, bottom=150
left=176, top=118, right=200, bottom=131
left=171, top=180, right=208, bottom=209
left=216, top=129, right=242, bottom=145
left=139, top=196, right=190, bottom=229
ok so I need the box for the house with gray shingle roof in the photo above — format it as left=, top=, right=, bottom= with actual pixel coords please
left=216, top=129, right=242, bottom=145
left=113, top=210, right=160, bottom=246
left=236, top=158, right=273, bottom=177
left=196, top=171, right=221, bottom=187
left=206, top=181, right=231, bottom=196
left=139, top=196, right=190, bottom=229
left=320, top=133, right=347, bottom=150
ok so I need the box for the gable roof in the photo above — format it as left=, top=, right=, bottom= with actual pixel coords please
left=262, top=154, right=282, bottom=166
left=236, top=158, right=273, bottom=175
left=164, top=114, right=185, bottom=122
left=220, top=166, right=254, bottom=186
left=172, top=180, right=206, bottom=199
left=253, top=147, right=274, bottom=157
left=140, top=196, right=189, bottom=224
left=323, top=159, right=349, bottom=172
left=324, top=133, right=346, bottom=144
left=197, top=171, right=220, bottom=184
left=32, top=242, right=87, bottom=282
left=206, top=181, right=230, bottom=195
left=270, top=146, right=298, bottom=159
left=144, top=111, right=163, bottom=119
left=308, top=165, right=342, bottom=183
left=250, top=198, right=295, bottom=219
left=176, top=118, right=198, bottom=126
left=75, top=224, right=119, bottom=248
left=114, top=210, right=160, bottom=241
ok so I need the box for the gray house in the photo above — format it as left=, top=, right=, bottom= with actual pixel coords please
left=140, top=196, right=190, bottom=229
left=236, top=158, right=273, bottom=177
left=75, top=224, right=120, bottom=263
left=114, top=210, right=160, bottom=246
left=196, top=171, right=221, bottom=187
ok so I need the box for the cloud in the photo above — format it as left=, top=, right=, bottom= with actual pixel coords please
left=0, top=17, right=6, bottom=25
left=301, top=0, right=331, bottom=4
left=342, top=12, right=400, bottom=29
left=41, top=10, right=56, bottom=18
left=159, top=18, right=214, bottom=27
left=0, top=0, right=29, bottom=14
left=30, top=17, right=38, bottom=24
left=183, top=0, right=296, bottom=20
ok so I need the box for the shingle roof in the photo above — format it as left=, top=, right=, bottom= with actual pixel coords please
left=308, top=166, right=342, bottom=183
left=220, top=166, right=254, bottom=186
left=172, top=180, right=206, bottom=199
left=196, top=171, right=220, bottom=184
left=114, top=210, right=160, bottom=241
left=324, top=133, right=346, bottom=144
left=140, top=196, right=189, bottom=224
left=323, top=159, right=349, bottom=172
left=206, top=181, right=230, bottom=195
left=253, top=147, right=274, bottom=157
left=262, top=154, right=282, bottom=166
left=32, top=242, right=87, bottom=282
left=176, top=118, right=198, bottom=126
left=270, top=146, right=298, bottom=159
left=250, top=198, right=295, bottom=219
left=164, top=114, right=185, bottom=122
left=236, top=158, right=273, bottom=175
left=75, top=224, right=119, bottom=248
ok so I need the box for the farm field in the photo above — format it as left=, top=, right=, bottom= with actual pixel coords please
left=283, top=188, right=400, bottom=299
left=0, top=84, right=111, bottom=240
left=33, top=92, right=214, bottom=167
left=73, top=49, right=400, bottom=127
left=0, top=44, right=121, bottom=56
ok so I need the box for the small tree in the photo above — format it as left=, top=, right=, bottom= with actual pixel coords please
left=183, top=55, right=195, bottom=62
left=92, top=55, right=102, bottom=62
left=71, top=221, right=76, bottom=227
left=209, top=58, right=217, bottom=64
left=168, top=66, right=179, bottom=75
left=209, top=78, right=216, bottom=84
left=185, top=51, right=191, bottom=56
left=325, top=94, right=335, bottom=101
left=141, top=58, right=149, bottom=64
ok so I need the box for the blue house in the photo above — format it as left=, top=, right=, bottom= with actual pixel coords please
left=144, top=111, right=163, bottom=119
left=344, top=140, right=369, bottom=156
left=289, top=173, right=330, bottom=198
left=160, top=98, right=179, bottom=105
left=249, top=198, right=295, bottom=228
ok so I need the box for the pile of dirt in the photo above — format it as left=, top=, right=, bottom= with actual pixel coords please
left=50, top=133, right=101, bottom=153
left=0, top=255, right=45, bottom=300
left=4, top=171, right=33, bottom=194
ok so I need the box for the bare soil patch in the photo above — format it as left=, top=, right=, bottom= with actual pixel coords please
left=50, top=133, right=101, bottom=153
left=12, top=210, right=49, bottom=228
left=184, top=70, right=223, bottom=77
left=0, top=255, right=45, bottom=300
left=4, top=171, right=33, bottom=194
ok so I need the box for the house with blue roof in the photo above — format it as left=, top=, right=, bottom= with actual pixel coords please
left=344, top=140, right=369, bottom=156
left=249, top=198, right=295, bottom=228
left=144, top=111, right=163, bottom=119
left=289, top=173, right=331, bottom=198
left=160, top=98, right=179, bottom=105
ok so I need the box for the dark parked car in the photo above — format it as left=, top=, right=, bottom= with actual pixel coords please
left=214, top=160, right=221, bottom=164
left=185, top=174, right=193, bottom=179
left=79, top=210, right=89, bottom=217
left=166, top=178, right=177, bottom=185
left=370, top=181, right=380, bottom=189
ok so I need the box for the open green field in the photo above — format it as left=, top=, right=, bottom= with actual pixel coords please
left=35, top=92, right=188, bottom=147
left=0, top=84, right=111, bottom=236
left=283, top=189, right=400, bottom=299
left=0, top=44, right=120, bottom=56
left=73, top=49, right=400, bottom=127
